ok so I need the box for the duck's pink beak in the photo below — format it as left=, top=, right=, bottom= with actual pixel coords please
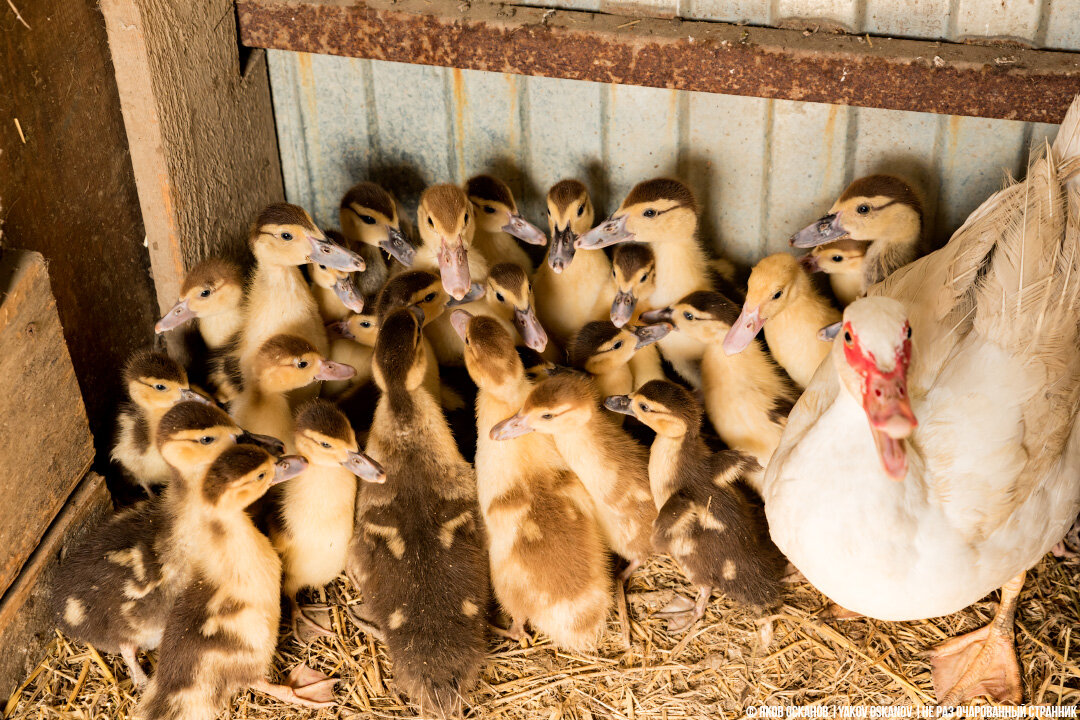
left=490, top=412, right=534, bottom=441
left=156, top=298, right=197, bottom=333
left=438, top=237, right=471, bottom=300
left=315, top=359, right=356, bottom=381
left=723, top=305, right=764, bottom=355
left=513, top=305, right=548, bottom=352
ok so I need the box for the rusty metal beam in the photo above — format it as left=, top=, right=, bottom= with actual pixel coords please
left=237, top=0, right=1080, bottom=124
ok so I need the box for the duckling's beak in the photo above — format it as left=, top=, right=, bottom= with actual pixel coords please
left=723, top=305, right=764, bottom=355
left=490, top=412, right=534, bottom=441
left=155, top=299, right=197, bottom=333
left=502, top=213, right=547, bottom=245
left=327, top=319, right=352, bottom=340
left=272, top=455, right=308, bottom=484
left=631, top=322, right=672, bottom=349
left=438, top=238, right=471, bottom=300
left=343, top=450, right=387, bottom=483
left=380, top=226, right=416, bottom=266
left=819, top=321, right=842, bottom=341
left=790, top=213, right=847, bottom=248
left=800, top=253, right=822, bottom=272
left=576, top=214, right=632, bottom=249
left=332, top=275, right=364, bottom=313
left=315, top=359, right=356, bottom=381
left=638, top=307, right=672, bottom=324
left=446, top=282, right=485, bottom=307
left=449, top=309, right=472, bottom=342
left=548, top=226, right=577, bottom=273
left=514, top=305, right=548, bottom=352
left=610, top=291, right=637, bottom=327
left=603, top=394, right=635, bottom=416
left=407, top=304, right=426, bottom=326
left=308, top=235, right=366, bottom=272
left=179, top=388, right=213, bottom=405
left=238, top=431, right=286, bottom=457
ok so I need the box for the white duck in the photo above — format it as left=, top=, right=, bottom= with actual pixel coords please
left=764, top=97, right=1080, bottom=705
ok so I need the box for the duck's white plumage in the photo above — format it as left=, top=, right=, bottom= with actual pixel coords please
left=765, top=95, right=1080, bottom=622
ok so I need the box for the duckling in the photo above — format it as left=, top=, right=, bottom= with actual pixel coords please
left=231, top=334, right=355, bottom=451
left=492, top=372, right=655, bottom=586
left=790, top=174, right=925, bottom=290
left=347, top=307, right=488, bottom=717
left=111, top=350, right=207, bottom=496
left=308, top=231, right=365, bottom=322
left=324, top=305, right=379, bottom=399
left=273, top=400, right=385, bottom=641
left=606, top=381, right=785, bottom=632
left=577, top=178, right=711, bottom=386
left=723, top=253, right=840, bottom=389
left=340, top=180, right=416, bottom=268
left=57, top=401, right=259, bottom=689
left=454, top=310, right=610, bottom=650
left=800, top=239, right=869, bottom=307
left=609, top=242, right=667, bottom=390
left=465, top=174, right=546, bottom=274
left=483, top=262, right=549, bottom=353
left=237, top=203, right=363, bottom=402
left=533, top=180, right=613, bottom=348
left=135, top=444, right=337, bottom=720
left=568, top=321, right=670, bottom=399
left=642, top=292, right=798, bottom=487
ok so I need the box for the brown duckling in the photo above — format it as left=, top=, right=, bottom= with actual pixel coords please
left=324, top=305, right=379, bottom=399
left=415, top=183, right=484, bottom=301
left=274, top=399, right=385, bottom=641
left=340, top=180, right=416, bottom=268
left=484, top=262, right=549, bottom=353
left=347, top=307, right=488, bottom=718
left=454, top=310, right=610, bottom=651
left=568, top=320, right=671, bottom=399
left=609, top=243, right=657, bottom=328
left=800, top=239, right=869, bottom=307
left=465, top=174, right=546, bottom=274
left=135, top=444, right=335, bottom=720
left=308, top=230, right=365, bottom=322
left=607, top=381, right=785, bottom=632
left=111, top=350, right=207, bottom=496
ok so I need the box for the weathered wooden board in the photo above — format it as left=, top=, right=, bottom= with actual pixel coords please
left=0, top=251, right=94, bottom=596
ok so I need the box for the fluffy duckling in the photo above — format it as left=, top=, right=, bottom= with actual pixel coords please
left=724, top=253, right=840, bottom=389
left=347, top=307, right=488, bottom=717
left=58, top=401, right=261, bottom=688
left=577, top=178, right=711, bottom=386
left=492, top=372, right=656, bottom=583
left=465, top=174, right=546, bottom=274
left=606, top=381, right=785, bottom=632
left=324, top=306, right=379, bottom=399
left=308, top=230, right=365, bottom=322
left=273, top=400, right=385, bottom=641
left=801, top=239, right=868, bottom=307
left=135, top=445, right=336, bottom=720
left=568, top=321, right=670, bottom=399
left=237, top=203, right=362, bottom=398
left=340, top=180, right=417, bottom=268
left=454, top=310, right=610, bottom=650
left=112, top=350, right=206, bottom=495
left=231, top=334, right=355, bottom=451
left=643, top=292, right=798, bottom=487
left=533, top=180, right=612, bottom=348
left=484, top=262, right=549, bottom=353
left=609, top=242, right=668, bottom=389
left=790, top=174, right=925, bottom=291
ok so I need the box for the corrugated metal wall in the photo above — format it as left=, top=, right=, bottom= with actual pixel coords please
left=267, top=0, right=1079, bottom=265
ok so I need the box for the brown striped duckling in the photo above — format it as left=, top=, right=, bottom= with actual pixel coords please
left=483, top=262, right=549, bottom=353
left=111, top=350, right=207, bottom=495
left=466, top=174, right=546, bottom=274
left=274, top=399, right=385, bottom=642
left=609, top=242, right=656, bottom=328
left=800, top=239, right=869, bottom=307
left=568, top=320, right=670, bottom=399
left=642, top=291, right=798, bottom=487
left=135, top=444, right=336, bottom=720
left=454, top=310, right=610, bottom=650
left=340, top=180, right=416, bottom=268
left=347, top=307, right=488, bottom=718
left=606, top=381, right=784, bottom=632
left=416, top=183, right=483, bottom=302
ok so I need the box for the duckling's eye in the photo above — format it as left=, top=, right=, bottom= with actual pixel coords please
left=832, top=255, right=843, bottom=263
left=640, top=272, right=649, bottom=283
left=199, top=288, right=212, bottom=298
left=612, top=341, right=623, bottom=350
left=320, top=264, right=330, bottom=271
left=683, top=311, right=694, bottom=321
left=297, top=360, right=309, bottom=369
left=200, top=435, right=214, bottom=445
left=427, top=217, right=434, bottom=228
left=321, top=441, right=332, bottom=449
left=772, top=290, right=783, bottom=300
left=359, top=214, right=376, bottom=225
left=856, top=204, right=871, bottom=215
left=360, top=321, right=372, bottom=328
left=843, top=331, right=853, bottom=345
left=257, top=472, right=266, bottom=480
left=495, top=292, right=505, bottom=303
left=638, top=402, right=650, bottom=412
left=906, top=326, right=912, bottom=339
left=643, top=209, right=657, bottom=218
left=281, top=231, right=293, bottom=241
left=463, top=212, right=469, bottom=224
left=612, top=269, right=617, bottom=278
left=541, top=413, right=553, bottom=420
left=577, top=204, right=585, bottom=217
left=154, top=384, right=167, bottom=392
left=423, top=292, right=437, bottom=303
left=483, top=205, right=496, bottom=214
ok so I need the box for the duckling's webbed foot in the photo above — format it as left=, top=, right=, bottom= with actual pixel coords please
left=120, top=643, right=148, bottom=690
left=489, top=618, right=530, bottom=645
left=818, top=603, right=863, bottom=620
left=251, top=665, right=338, bottom=709
left=291, top=599, right=335, bottom=642
left=345, top=605, right=386, bottom=642
left=656, top=587, right=710, bottom=633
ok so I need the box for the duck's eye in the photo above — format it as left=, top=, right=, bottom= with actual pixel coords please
left=154, top=383, right=167, bottom=391
left=643, top=208, right=657, bottom=218
left=423, top=292, right=436, bottom=303
left=360, top=321, right=372, bottom=328
left=640, top=272, right=649, bottom=282
left=319, top=264, right=329, bottom=271
left=843, top=331, right=853, bottom=345
left=638, top=402, right=649, bottom=412
left=541, top=413, right=553, bottom=420
left=359, top=214, right=376, bottom=225
left=258, top=472, right=266, bottom=480
left=577, top=204, right=585, bottom=217
left=772, top=290, right=783, bottom=300
left=200, top=435, right=214, bottom=445
left=281, top=231, right=293, bottom=241
left=200, top=288, right=211, bottom=298
left=321, top=441, right=332, bottom=449
left=427, top=217, right=434, bottom=228
left=832, top=255, right=843, bottom=263
left=612, top=341, right=623, bottom=350
left=683, top=311, right=694, bottom=321
left=612, top=269, right=617, bottom=278
left=463, top=212, right=469, bottom=224
left=297, top=360, right=309, bottom=369
left=483, top=205, right=496, bottom=214
left=495, top=292, right=505, bottom=303
left=856, top=204, right=870, bottom=215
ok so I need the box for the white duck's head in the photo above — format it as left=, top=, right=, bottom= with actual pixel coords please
left=827, top=297, right=917, bottom=481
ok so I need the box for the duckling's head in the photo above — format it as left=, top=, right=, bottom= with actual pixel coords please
left=466, top=175, right=546, bottom=245
left=490, top=372, right=597, bottom=440
left=545, top=179, right=594, bottom=273
left=577, top=178, right=697, bottom=249
left=294, top=399, right=386, bottom=482
left=252, top=334, right=355, bottom=393
left=340, top=181, right=415, bottom=266
left=418, top=184, right=475, bottom=300
left=157, top=401, right=286, bottom=474
left=451, top=310, right=522, bottom=394
left=801, top=238, right=868, bottom=275
left=123, top=350, right=202, bottom=411
left=329, top=309, right=379, bottom=347
left=830, top=297, right=916, bottom=481
left=376, top=270, right=448, bottom=327
left=309, top=231, right=364, bottom=313
left=610, top=243, right=657, bottom=327
left=790, top=175, right=922, bottom=248
left=373, top=307, right=427, bottom=393
left=517, top=346, right=560, bottom=383
left=642, top=290, right=740, bottom=344
left=569, top=320, right=669, bottom=377
left=250, top=202, right=364, bottom=272
left=723, top=253, right=806, bottom=355
left=201, top=444, right=307, bottom=511
left=605, top=379, right=701, bottom=438
left=156, top=258, right=244, bottom=333
left=486, top=263, right=548, bottom=352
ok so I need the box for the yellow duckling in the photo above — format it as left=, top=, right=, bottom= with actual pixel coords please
left=465, top=174, right=546, bottom=274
